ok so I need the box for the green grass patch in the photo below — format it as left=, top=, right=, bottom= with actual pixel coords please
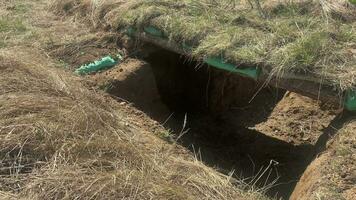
left=271, top=32, right=331, bottom=72
left=0, top=18, right=27, bottom=33
left=269, top=1, right=312, bottom=17
left=90, top=0, right=355, bottom=90
left=12, top=3, right=29, bottom=14
left=0, top=40, right=6, bottom=48
left=156, top=130, right=174, bottom=142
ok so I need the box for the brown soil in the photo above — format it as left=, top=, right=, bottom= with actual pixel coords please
left=50, top=34, right=350, bottom=198
left=91, top=58, right=172, bottom=122
left=291, top=119, right=356, bottom=200
left=80, top=47, right=342, bottom=199
left=35, top=7, right=353, bottom=198
left=255, top=92, right=338, bottom=145
left=76, top=37, right=355, bottom=200
left=49, top=1, right=356, bottom=199
left=290, top=153, right=328, bottom=200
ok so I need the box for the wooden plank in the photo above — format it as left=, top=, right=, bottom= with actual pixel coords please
left=259, top=75, right=343, bottom=106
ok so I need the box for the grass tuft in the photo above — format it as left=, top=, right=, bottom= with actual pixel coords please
left=0, top=18, right=27, bottom=33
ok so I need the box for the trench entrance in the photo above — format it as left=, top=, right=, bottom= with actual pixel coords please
left=98, top=48, right=324, bottom=199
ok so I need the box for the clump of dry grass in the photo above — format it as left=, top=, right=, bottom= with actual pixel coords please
left=53, top=0, right=356, bottom=91
left=319, top=0, right=356, bottom=20
left=0, top=47, right=270, bottom=200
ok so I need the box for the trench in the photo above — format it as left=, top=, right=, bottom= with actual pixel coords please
left=103, top=48, right=318, bottom=199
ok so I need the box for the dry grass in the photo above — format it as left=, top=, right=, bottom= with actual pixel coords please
left=0, top=1, right=353, bottom=199
left=0, top=47, right=271, bottom=200
left=53, top=0, right=356, bottom=91
left=0, top=1, right=272, bottom=199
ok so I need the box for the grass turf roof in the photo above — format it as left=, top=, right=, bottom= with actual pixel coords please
left=109, top=0, right=356, bottom=91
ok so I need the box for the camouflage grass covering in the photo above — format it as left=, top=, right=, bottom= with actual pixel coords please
left=63, top=0, right=356, bottom=92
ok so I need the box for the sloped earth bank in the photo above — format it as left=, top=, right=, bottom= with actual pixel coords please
left=81, top=48, right=356, bottom=198
left=1, top=0, right=355, bottom=199
left=47, top=1, right=354, bottom=199
left=291, top=119, right=356, bottom=200
left=90, top=46, right=343, bottom=199
left=93, top=51, right=355, bottom=199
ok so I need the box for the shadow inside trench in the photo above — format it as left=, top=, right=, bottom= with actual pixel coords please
left=104, top=50, right=316, bottom=199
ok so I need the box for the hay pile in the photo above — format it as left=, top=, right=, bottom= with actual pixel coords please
left=0, top=47, right=269, bottom=200
left=55, top=0, right=356, bottom=91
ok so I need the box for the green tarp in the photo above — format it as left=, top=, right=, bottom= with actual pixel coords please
left=204, top=57, right=260, bottom=80
left=75, top=55, right=122, bottom=75
left=345, top=89, right=356, bottom=112
left=144, top=26, right=165, bottom=38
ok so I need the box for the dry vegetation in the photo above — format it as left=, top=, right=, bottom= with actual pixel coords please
left=0, top=1, right=272, bottom=199
left=0, top=0, right=355, bottom=199
left=54, top=0, right=356, bottom=91
left=0, top=47, right=272, bottom=199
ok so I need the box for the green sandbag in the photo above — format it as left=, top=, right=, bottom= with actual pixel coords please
left=126, top=26, right=164, bottom=38
left=75, top=54, right=122, bottom=75
left=345, top=89, right=356, bottom=111
left=204, top=57, right=260, bottom=80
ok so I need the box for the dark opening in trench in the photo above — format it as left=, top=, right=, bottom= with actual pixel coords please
left=104, top=47, right=315, bottom=199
